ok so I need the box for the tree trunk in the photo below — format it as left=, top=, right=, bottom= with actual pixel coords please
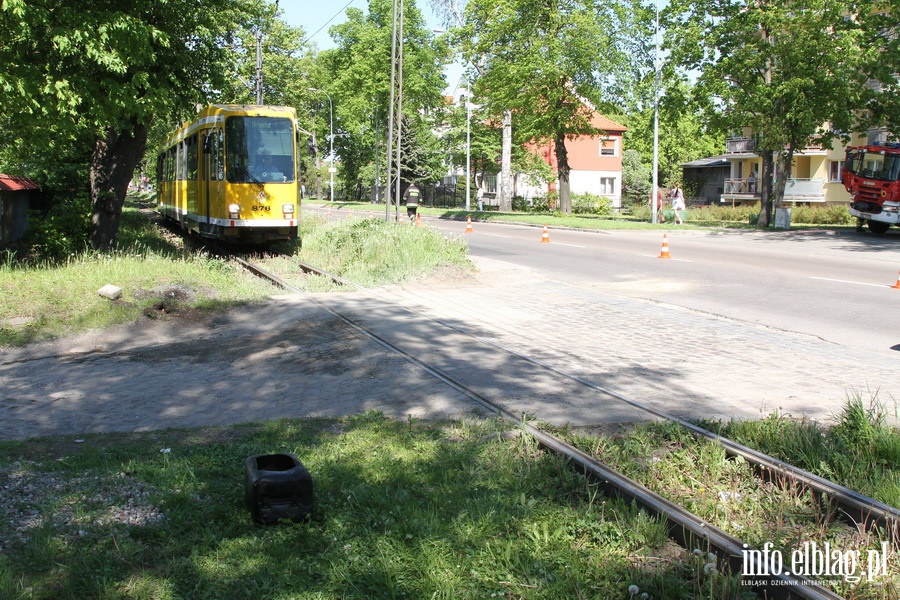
left=499, top=110, right=513, bottom=212
left=773, top=148, right=794, bottom=212
left=756, top=149, right=774, bottom=229
left=89, top=119, right=148, bottom=250
left=554, top=132, right=571, bottom=215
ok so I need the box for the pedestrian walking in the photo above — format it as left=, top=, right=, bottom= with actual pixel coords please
left=670, top=183, right=686, bottom=225
left=653, top=187, right=667, bottom=223
left=403, top=182, right=421, bottom=221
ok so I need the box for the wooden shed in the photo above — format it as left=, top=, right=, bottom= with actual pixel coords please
left=0, top=174, right=40, bottom=247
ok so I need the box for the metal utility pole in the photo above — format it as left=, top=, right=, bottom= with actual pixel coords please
left=500, top=110, right=512, bottom=211
left=254, top=1, right=278, bottom=105
left=393, top=2, right=405, bottom=219
left=255, top=31, right=263, bottom=105
left=651, top=0, right=660, bottom=224
left=385, top=0, right=400, bottom=221
left=465, top=91, right=472, bottom=212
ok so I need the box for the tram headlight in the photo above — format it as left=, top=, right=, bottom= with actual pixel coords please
left=228, top=203, right=241, bottom=219
left=282, top=204, right=295, bottom=218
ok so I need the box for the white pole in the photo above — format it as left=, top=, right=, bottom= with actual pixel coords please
left=465, top=93, right=471, bottom=211
left=308, top=88, right=334, bottom=202
left=386, top=0, right=398, bottom=220
left=393, top=0, right=404, bottom=216
left=651, top=0, right=660, bottom=224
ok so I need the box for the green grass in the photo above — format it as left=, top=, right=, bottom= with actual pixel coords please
left=555, top=396, right=900, bottom=600
left=699, top=393, right=900, bottom=509
left=295, top=215, right=472, bottom=288
left=0, top=197, right=472, bottom=346
left=0, top=414, right=749, bottom=599
left=316, top=200, right=857, bottom=231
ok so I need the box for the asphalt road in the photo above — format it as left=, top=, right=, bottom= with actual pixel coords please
left=427, top=218, right=900, bottom=357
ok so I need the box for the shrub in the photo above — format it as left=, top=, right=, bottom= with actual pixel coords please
left=20, top=192, right=92, bottom=261
left=572, top=193, right=613, bottom=215
left=788, top=204, right=854, bottom=225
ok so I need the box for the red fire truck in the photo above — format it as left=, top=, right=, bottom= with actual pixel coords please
left=842, top=142, right=900, bottom=233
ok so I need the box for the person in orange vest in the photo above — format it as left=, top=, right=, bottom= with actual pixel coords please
left=403, top=182, right=421, bottom=221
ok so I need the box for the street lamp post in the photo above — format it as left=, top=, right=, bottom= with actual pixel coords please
left=651, top=0, right=660, bottom=224
left=466, top=93, right=472, bottom=211
left=309, top=88, right=334, bottom=202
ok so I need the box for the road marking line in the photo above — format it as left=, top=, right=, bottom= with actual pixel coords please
left=810, top=276, right=885, bottom=288
left=648, top=255, right=694, bottom=262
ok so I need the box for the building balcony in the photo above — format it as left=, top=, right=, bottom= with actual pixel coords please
left=724, top=137, right=827, bottom=157
left=725, top=137, right=756, bottom=155
left=720, top=178, right=826, bottom=204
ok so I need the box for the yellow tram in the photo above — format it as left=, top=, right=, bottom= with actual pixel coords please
left=156, top=104, right=302, bottom=243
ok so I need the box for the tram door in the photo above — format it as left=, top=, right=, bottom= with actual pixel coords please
left=203, top=128, right=225, bottom=231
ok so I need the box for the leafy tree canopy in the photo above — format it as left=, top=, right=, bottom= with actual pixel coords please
left=457, top=0, right=648, bottom=213
left=0, top=0, right=266, bottom=249
left=665, top=0, right=898, bottom=226
left=319, top=0, right=449, bottom=199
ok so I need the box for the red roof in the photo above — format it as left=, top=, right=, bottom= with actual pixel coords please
left=590, top=113, right=627, bottom=132
left=0, top=174, right=40, bottom=192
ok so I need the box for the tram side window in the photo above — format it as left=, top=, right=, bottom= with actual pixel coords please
left=217, top=131, right=225, bottom=180
left=209, top=129, right=224, bottom=180
left=186, top=135, right=198, bottom=180
left=166, top=147, right=176, bottom=182
left=175, top=141, right=185, bottom=181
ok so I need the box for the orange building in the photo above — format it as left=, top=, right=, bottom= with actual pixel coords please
left=520, top=112, right=627, bottom=208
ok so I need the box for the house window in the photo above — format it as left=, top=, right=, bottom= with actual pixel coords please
left=482, top=173, right=497, bottom=194
left=829, top=160, right=842, bottom=182
left=598, top=177, right=616, bottom=195
left=600, top=137, right=617, bottom=156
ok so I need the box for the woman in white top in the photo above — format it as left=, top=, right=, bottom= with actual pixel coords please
left=670, top=184, right=685, bottom=225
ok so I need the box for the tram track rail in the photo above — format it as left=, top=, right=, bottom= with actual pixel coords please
left=229, top=250, right=896, bottom=600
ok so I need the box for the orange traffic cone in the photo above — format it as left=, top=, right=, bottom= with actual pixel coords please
left=416, top=213, right=423, bottom=226
left=658, top=234, right=671, bottom=259
left=892, top=271, right=900, bottom=289
left=465, top=216, right=473, bottom=234
left=540, top=225, right=551, bottom=244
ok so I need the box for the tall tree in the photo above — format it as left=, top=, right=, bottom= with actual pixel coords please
left=624, top=79, right=722, bottom=189
left=666, top=0, right=893, bottom=228
left=458, top=0, right=646, bottom=214
left=319, top=0, right=448, bottom=201
left=0, top=0, right=262, bottom=249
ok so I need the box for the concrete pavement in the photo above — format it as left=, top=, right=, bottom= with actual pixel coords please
left=1, top=254, right=896, bottom=441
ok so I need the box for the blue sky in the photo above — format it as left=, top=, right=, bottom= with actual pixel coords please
left=278, top=1, right=463, bottom=92
left=279, top=0, right=443, bottom=51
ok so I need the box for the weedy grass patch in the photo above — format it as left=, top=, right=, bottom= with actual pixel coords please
left=0, top=414, right=754, bottom=600
left=557, top=396, right=900, bottom=600
left=0, top=198, right=472, bottom=346
left=701, top=393, right=900, bottom=509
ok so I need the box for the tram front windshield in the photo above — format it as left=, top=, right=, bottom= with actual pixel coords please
left=225, top=116, right=295, bottom=183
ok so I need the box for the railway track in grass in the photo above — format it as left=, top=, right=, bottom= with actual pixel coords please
left=228, top=250, right=898, bottom=599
